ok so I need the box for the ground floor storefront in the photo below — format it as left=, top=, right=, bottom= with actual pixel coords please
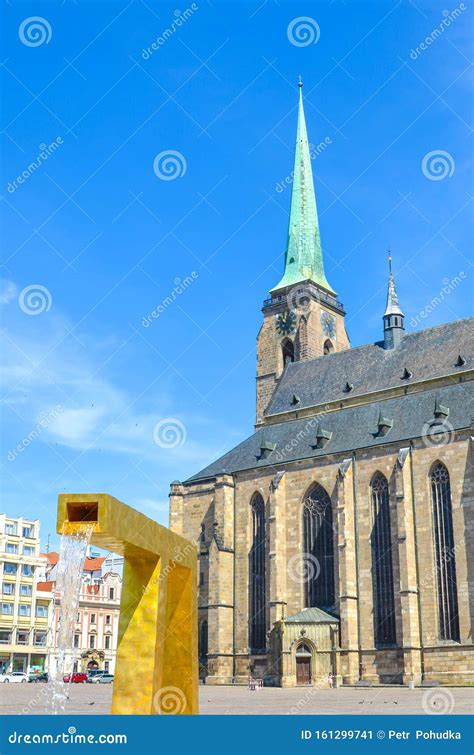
left=0, top=651, right=47, bottom=674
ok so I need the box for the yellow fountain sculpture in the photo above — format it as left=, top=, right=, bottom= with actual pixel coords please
left=57, top=493, right=198, bottom=715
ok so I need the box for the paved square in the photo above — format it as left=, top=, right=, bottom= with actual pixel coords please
left=0, top=684, right=472, bottom=716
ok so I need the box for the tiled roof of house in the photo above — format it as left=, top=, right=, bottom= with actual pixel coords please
left=36, top=582, right=54, bottom=592
left=41, top=551, right=59, bottom=565
left=39, top=552, right=105, bottom=572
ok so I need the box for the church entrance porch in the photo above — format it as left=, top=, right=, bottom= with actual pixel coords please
left=269, top=607, right=340, bottom=688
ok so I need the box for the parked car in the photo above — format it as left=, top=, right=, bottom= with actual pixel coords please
left=29, top=672, right=49, bottom=683
left=97, top=674, right=114, bottom=684
left=0, top=672, right=28, bottom=683
left=63, top=672, right=88, bottom=684
left=86, top=669, right=107, bottom=683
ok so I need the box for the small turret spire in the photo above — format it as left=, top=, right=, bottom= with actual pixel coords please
left=384, top=251, right=403, bottom=317
left=383, top=252, right=404, bottom=349
left=270, top=83, right=335, bottom=295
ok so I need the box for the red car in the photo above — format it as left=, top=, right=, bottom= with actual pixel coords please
left=63, top=672, right=88, bottom=684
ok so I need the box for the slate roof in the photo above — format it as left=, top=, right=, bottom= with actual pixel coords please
left=265, top=318, right=473, bottom=417
left=285, top=607, right=339, bottom=624
left=186, top=380, right=473, bottom=482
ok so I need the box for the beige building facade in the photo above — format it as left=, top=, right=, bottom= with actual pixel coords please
left=0, top=515, right=53, bottom=675
left=40, top=551, right=122, bottom=676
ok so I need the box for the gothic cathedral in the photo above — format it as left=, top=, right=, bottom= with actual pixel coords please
left=169, top=84, right=473, bottom=688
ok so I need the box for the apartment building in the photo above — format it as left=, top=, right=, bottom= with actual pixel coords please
left=0, top=515, right=53, bottom=674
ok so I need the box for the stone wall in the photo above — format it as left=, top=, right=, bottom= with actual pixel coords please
left=170, top=432, right=473, bottom=686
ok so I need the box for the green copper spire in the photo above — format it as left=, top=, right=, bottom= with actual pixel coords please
left=271, top=81, right=336, bottom=295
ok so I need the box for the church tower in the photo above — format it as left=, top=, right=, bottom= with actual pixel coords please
left=256, top=82, right=350, bottom=424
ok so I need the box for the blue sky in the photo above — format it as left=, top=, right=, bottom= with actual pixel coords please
left=1, top=0, right=472, bottom=551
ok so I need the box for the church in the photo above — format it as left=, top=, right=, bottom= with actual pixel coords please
left=169, top=83, right=473, bottom=687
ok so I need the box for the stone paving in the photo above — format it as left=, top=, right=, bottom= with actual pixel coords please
left=0, top=683, right=472, bottom=716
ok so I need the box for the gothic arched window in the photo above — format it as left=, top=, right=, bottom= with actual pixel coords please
left=282, top=338, right=295, bottom=365
left=371, top=472, right=396, bottom=646
left=323, top=339, right=334, bottom=355
left=199, top=619, right=208, bottom=661
left=303, top=484, right=335, bottom=610
left=430, top=462, right=460, bottom=642
left=249, top=494, right=266, bottom=653
left=296, top=641, right=312, bottom=655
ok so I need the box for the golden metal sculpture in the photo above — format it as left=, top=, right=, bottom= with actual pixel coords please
left=57, top=493, right=198, bottom=715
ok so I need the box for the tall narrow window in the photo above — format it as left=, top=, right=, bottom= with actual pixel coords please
left=199, top=620, right=208, bottom=662
left=430, top=462, right=460, bottom=642
left=282, top=338, right=294, bottom=365
left=371, top=473, right=396, bottom=646
left=323, top=339, right=334, bottom=355
left=249, top=494, right=266, bottom=653
left=303, top=484, right=335, bottom=609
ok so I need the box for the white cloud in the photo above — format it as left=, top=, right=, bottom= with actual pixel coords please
left=0, top=279, right=17, bottom=305
left=1, top=302, right=222, bottom=469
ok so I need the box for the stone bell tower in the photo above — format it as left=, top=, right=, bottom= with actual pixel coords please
left=256, top=81, right=349, bottom=425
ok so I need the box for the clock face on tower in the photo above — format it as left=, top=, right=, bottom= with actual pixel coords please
left=276, top=310, right=296, bottom=335
left=321, top=310, right=336, bottom=339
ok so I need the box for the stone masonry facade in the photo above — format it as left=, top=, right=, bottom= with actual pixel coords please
left=170, top=428, right=473, bottom=686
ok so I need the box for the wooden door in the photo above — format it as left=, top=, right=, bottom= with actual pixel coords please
left=296, top=657, right=311, bottom=685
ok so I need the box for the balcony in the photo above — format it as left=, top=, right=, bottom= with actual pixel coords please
left=263, top=289, right=345, bottom=313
